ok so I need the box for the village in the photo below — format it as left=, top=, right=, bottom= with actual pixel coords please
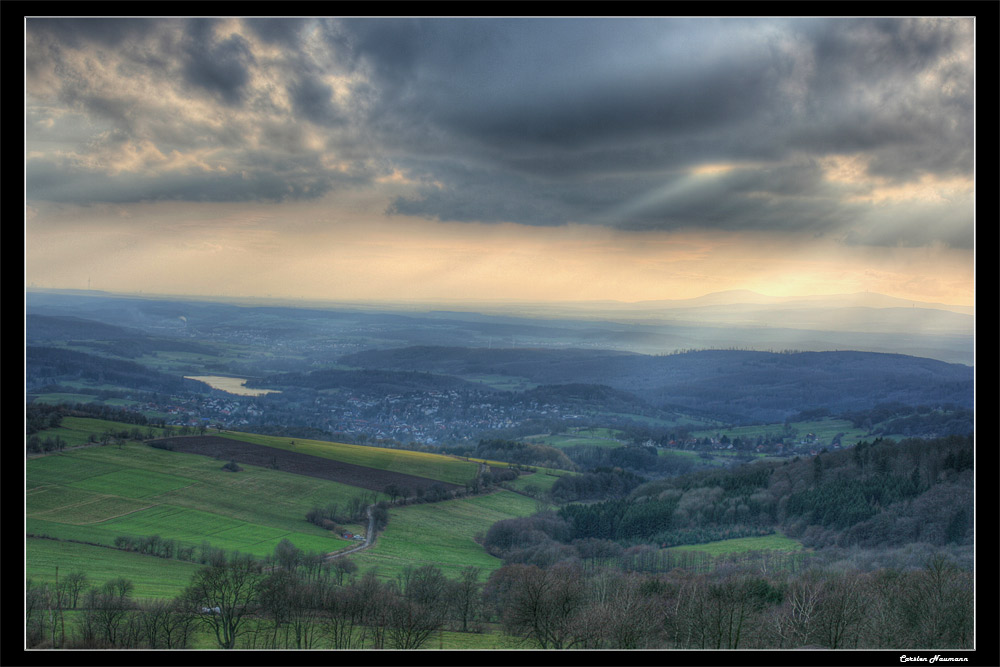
left=131, top=382, right=839, bottom=458
left=141, top=386, right=582, bottom=447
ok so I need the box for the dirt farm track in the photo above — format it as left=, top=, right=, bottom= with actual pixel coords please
left=149, top=435, right=462, bottom=493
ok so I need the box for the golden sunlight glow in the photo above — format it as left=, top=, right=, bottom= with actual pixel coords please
left=690, top=162, right=748, bottom=177
left=24, top=198, right=975, bottom=307
left=820, top=153, right=974, bottom=204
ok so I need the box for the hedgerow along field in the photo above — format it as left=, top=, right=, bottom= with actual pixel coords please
left=27, top=416, right=172, bottom=448
left=26, top=537, right=203, bottom=599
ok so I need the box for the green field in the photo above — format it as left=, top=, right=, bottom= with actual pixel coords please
left=135, top=345, right=250, bottom=375
left=28, top=416, right=173, bottom=448
left=352, top=490, right=538, bottom=581
left=668, top=532, right=803, bottom=556
left=690, top=417, right=872, bottom=447
left=500, top=469, right=563, bottom=496
left=459, top=373, right=539, bottom=392
left=24, top=429, right=540, bottom=604
left=525, top=427, right=624, bottom=450
left=26, top=538, right=203, bottom=599
left=25, top=441, right=377, bottom=562
left=30, top=393, right=137, bottom=407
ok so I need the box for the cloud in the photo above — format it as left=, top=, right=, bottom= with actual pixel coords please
left=24, top=17, right=975, bottom=248
left=288, top=74, right=345, bottom=127
left=25, top=18, right=379, bottom=204
left=180, top=20, right=256, bottom=106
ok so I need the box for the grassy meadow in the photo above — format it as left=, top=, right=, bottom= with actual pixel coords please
left=352, top=489, right=538, bottom=581
left=524, top=427, right=625, bottom=450
left=24, top=419, right=807, bottom=648
left=29, top=393, right=139, bottom=408
left=689, top=417, right=872, bottom=447
left=24, top=423, right=538, bottom=604
left=26, top=537, right=203, bottom=599
left=25, top=439, right=381, bottom=575
left=499, top=469, right=563, bottom=496
left=27, top=416, right=172, bottom=448
left=668, top=532, right=804, bottom=556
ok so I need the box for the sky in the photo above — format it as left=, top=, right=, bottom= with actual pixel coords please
left=24, top=17, right=976, bottom=306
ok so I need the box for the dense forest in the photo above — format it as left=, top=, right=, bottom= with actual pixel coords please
left=482, top=435, right=973, bottom=562
left=26, top=347, right=201, bottom=395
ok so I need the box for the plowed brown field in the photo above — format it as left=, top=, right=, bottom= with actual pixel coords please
left=150, top=436, right=461, bottom=493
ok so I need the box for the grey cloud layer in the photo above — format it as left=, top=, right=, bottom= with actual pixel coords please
left=25, top=17, right=974, bottom=247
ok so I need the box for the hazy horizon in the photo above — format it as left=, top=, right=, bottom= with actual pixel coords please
left=25, top=18, right=976, bottom=308
left=24, top=283, right=975, bottom=311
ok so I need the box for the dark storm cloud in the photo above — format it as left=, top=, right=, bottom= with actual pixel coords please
left=243, top=17, right=310, bottom=46
left=24, top=17, right=975, bottom=246
left=24, top=17, right=157, bottom=48
left=26, top=153, right=356, bottom=204
left=289, top=74, right=344, bottom=127
left=181, top=19, right=256, bottom=106
left=335, top=19, right=790, bottom=153
left=338, top=17, right=973, bottom=244
left=388, top=158, right=859, bottom=235
left=784, top=18, right=974, bottom=181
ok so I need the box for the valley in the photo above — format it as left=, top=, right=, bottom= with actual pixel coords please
left=23, top=290, right=977, bottom=652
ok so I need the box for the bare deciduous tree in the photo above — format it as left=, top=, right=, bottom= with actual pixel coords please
left=181, top=554, right=264, bottom=649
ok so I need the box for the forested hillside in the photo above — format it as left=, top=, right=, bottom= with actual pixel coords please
left=483, top=435, right=973, bottom=564
left=26, top=347, right=202, bottom=394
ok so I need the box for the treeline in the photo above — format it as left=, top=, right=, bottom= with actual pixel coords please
left=549, top=467, right=647, bottom=503
left=27, top=546, right=485, bottom=650
left=27, top=401, right=164, bottom=431
left=78, top=337, right=215, bottom=360
left=26, top=433, right=69, bottom=453
left=26, top=346, right=199, bottom=394
left=247, top=368, right=488, bottom=396
left=482, top=556, right=972, bottom=649
left=27, top=538, right=973, bottom=650
left=840, top=402, right=973, bottom=437
left=306, top=493, right=380, bottom=530
left=26, top=403, right=169, bottom=454
left=26, top=402, right=66, bottom=434
left=561, top=443, right=698, bottom=479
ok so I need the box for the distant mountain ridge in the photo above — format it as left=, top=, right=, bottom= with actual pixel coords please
left=339, top=346, right=974, bottom=425
left=630, top=289, right=973, bottom=315
left=25, top=289, right=975, bottom=366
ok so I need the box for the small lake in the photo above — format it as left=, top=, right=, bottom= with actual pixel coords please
left=184, top=375, right=281, bottom=396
